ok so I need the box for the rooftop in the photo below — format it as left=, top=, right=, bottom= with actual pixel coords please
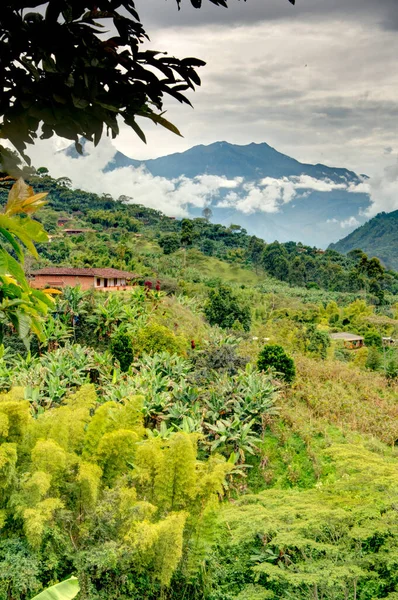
left=32, top=267, right=139, bottom=279
left=330, top=332, right=364, bottom=342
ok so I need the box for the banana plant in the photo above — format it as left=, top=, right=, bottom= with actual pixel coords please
left=206, top=418, right=262, bottom=463
left=30, top=577, right=80, bottom=600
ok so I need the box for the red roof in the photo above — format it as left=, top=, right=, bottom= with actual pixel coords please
left=32, top=267, right=139, bottom=278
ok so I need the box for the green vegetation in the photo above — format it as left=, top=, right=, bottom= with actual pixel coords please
left=257, top=344, right=296, bottom=383
left=31, top=578, right=80, bottom=600
left=2, top=173, right=396, bottom=300
left=0, top=175, right=398, bottom=600
left=331, top=210, right=398, bottom=271
left=204, top=285, right=252, bottom=331
left=0, top=178, right=57, bottom=346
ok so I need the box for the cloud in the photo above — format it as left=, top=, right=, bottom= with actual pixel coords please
left=29, top=138, right=242, bottom=217
left=98, top=15, right=398, bottom=181
left=217, top=175, right=357, bottom=214
left=365, top=161, right=398, bottom=217
left=340, top=216, right=360, bottom=229
left=136, top=0, right=398, bottom=31
left=29, top=138, right=371, bottom=221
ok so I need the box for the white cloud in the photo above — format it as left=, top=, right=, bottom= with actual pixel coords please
left=170, top=174, right=242, bottom=209
left=27, top=137, right=379, bottom=224
left=28, top=138, right=242, bottom=217
left=340, top=216, right=360, bottom=229
left=365, top=161, right=398, bottom=217
left=217, top=174, right=362, bottom=215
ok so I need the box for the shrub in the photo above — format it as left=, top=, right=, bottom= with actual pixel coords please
left=110, top=329, right=134, bottom=372
left=364, top=331, right=382, bottom=348
left=386, top=359, right=398, bottom=380
left=204, top=285, right=251, bottom=332
left=193, top=341, right=249, bottom=378
left=365, top=346, right=382, bottom=371
left=136, top=323, right=187, bottom=356
left=306, top=326, right=330, bottom=360
left=257, top=344, right=296, bottom=383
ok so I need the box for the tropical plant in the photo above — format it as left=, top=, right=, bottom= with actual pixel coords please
left=0, top=179, right=58, bottom=345
left=135, top=322, right=187, bottom=356
left=5, top=343, right=116, bottom=407
left=87, top=293, right=124, bottom=339
left=31, top=578, right=80, bottom=600
left=207, top=418, right=261, bottom=462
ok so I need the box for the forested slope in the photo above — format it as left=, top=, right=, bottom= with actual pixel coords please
left=1, top=172, right=398, bottom=600
left=1, top=173, right=396, bottom=301
left=330, top=210, right=398, bottom=271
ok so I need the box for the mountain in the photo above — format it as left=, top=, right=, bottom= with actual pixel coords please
left=64, top=140, right=372, bottom=248
left=329, top=210, right=398, bottom=271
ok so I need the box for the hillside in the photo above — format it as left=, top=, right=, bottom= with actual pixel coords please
left=1, top=173, right=398, bottom=600
left=64, top=140, right=372, bottom=248
left=1, top=173, right=395, bottom=299
left=330, top=210, right=398, bottom=271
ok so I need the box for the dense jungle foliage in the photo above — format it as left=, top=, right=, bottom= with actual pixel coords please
left=1, top=173, right=398, bottom=600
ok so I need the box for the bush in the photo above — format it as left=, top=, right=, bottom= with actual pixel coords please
left=204, top=285, right=251, bottom=332
left=364, top=331, right=382, bottom=348
left=257, top=344, right=296, bottom=383
left=365, top=346, right=382, bottom=371
left=306, top=326, right=330, bottom=359
left=136, top=323, right=187, bottom=356
left=386, top=359, right=398, bottom=380
left=110, top=329, right=134, bottom=372
left=193, top=341, right=249, bottom=378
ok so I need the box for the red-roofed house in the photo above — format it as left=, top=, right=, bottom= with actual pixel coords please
left=30, top=267, right=139, bottom=291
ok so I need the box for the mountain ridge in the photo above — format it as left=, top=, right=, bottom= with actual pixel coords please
left=330, top=210, right=398, bottom=271
left=64, top=139, right=371, bottom=248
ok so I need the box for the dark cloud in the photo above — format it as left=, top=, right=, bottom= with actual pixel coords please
left=136, top=0, right=398, bottom=30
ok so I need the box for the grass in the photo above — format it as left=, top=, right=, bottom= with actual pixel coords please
left=288, top=355, right=398, bottom=445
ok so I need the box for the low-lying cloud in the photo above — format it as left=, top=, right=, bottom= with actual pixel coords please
left=217, top=175, right=364, bottom=215
left=30, top=139, right=372, bottom=220
left=30, top=139, right=241, bottom=217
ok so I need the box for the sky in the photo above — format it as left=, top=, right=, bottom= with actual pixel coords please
left=122, top=0, right=398, bottom=176
left=29, top=0, right=398, bottom=223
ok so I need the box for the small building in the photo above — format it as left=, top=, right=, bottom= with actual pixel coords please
left=57, top=217, right=71, bottom=227
left=330, top=332, right=364, bottom=350
left=383, top=337, right=397, bottom=347
left=30, top=267, right=139, bottom=291
left=63, top=228, right=95, bottom=235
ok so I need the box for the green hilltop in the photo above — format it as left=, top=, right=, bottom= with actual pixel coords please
left=330, top=209, right=398, bottom=271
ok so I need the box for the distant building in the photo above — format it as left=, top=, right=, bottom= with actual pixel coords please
left=30, top=267, right=139, bottom=291
left=330, top=332, right=364, bottom=349
left=63, top=228, right=95, bottom=235
left=57, top=217, right=71, bottom=226
left=383, top=337, right=397, bottom=346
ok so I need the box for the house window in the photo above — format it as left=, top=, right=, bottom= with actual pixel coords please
left=96, top=278, right=101, bottom=287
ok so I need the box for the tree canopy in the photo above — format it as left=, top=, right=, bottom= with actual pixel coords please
left=0, top=0, right=295, bottom=172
